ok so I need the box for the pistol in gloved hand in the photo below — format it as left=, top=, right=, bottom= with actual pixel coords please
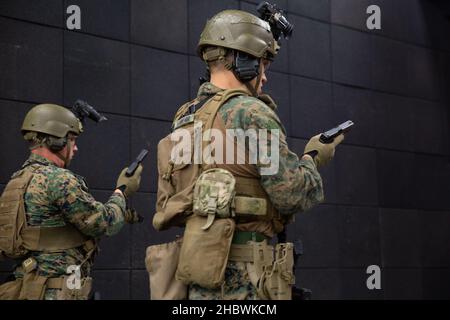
left=303, top=134, right=344, bottom=168
left=116, top=164, right=143, bottom=198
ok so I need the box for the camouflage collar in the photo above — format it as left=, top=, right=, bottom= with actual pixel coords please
left=22, top=153, right=57, bottom=169
left=196, top=82, right=277, bottom=110
left=196, top=82, right=224, bottom=98
left=197, top=82, right=255, bottom=99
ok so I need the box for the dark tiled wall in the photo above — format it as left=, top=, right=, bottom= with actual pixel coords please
left=0, top=0, right=449, bottom=300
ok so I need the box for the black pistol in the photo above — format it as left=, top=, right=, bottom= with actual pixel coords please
left=319, top=120, right=354, bottom=144
left=126, top=149, right=149, bottom=177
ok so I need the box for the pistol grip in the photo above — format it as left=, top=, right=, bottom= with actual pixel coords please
left=319, top=134, right=334, bottom=144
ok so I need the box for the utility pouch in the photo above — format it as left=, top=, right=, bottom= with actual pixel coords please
left=193, top=168, right=236, bottom=230
left=55, top=276, right=92, bottom=300
left=231, top=241, right=274, bottom=300
left=0, top=279, right=22, bottom=300
left=145, top=238, right=187, bottom=300
left=18, top=271, right=48, bottom=300
left=0, top=170, right=34, bottom=259
left=176, top=215, right=235, bottom=289
left=261, top=242, right=295, bottom=300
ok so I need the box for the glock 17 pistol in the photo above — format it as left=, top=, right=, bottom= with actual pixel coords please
left=319, top=120, right=354, bottom=144
left=126, top=149, right=149, bottom=177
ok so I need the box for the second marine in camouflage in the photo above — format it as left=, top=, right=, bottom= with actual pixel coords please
left=0, top=103, right=143, bottom=300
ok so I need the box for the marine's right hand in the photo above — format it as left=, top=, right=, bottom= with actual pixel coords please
left=303, top=134, right=344, bottom=168
left=115, top=165, right=143, bottom=197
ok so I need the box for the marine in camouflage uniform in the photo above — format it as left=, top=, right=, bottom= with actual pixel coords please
left=0, top=103, right=143, bottom=300
left=14, top=153, right=126, bottom=299
left=184, top=8, right=343, bottom=300
left=151, top=7, right=343, bottom=300
left=188, top=82, right=324, bottom=300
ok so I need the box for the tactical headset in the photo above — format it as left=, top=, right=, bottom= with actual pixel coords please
left=24, top=131, right=68, bottom=152
left=45, top=136, right=68, bottom=152
left=200, top=49, right=262, bottom=86
left=233, top=51, right=261, bottom=82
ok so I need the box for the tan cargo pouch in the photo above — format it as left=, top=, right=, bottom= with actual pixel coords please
left=0, top=170, right=34, bottom=258
left=176, top=215, right=235, bottom=289
left=145, top=238, right=187, bottom=300
left=17, top=271, right=48, bottom=300
left=0, top=279, right=22, bottom=300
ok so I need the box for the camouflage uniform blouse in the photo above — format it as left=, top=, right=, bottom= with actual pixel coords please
left=13, top=153, right=126, bottom=279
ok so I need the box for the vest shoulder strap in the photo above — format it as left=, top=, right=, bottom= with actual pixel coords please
left=198, top=88, right=249, bottom=132
left=173, top=98, right=200, bottom=124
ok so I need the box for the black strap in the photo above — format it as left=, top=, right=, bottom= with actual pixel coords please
left=22, top=160, right=50, bottom=169
left=187, top=93, right=215, bottom=116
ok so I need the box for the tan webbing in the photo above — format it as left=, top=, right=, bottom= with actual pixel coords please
left=21, top=224, right=88, bottom=252
left=234, top=196, right=267, bottom=216
left=202, top=89, right=249, bottom=136
left=46, top=277, right=64, bottom=289
left=228, top=242, right=274, bottom=263
left=233, top=176, right=279, bottom=220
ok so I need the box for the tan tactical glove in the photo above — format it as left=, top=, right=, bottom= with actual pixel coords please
left=304, top=134, right=344, bottom=168
left=116, top=164, right=143, bottom=197
left=124, top=208, right=144, bottom=224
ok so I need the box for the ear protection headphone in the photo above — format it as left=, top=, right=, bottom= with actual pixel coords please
left=233, top=51, right=260, bottom=82
left=45, top=136, right=68, bottom=152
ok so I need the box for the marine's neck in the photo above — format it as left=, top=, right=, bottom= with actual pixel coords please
left=210, top=70, right=246, bottom=91
left=31, top=148, right=64, bottom=168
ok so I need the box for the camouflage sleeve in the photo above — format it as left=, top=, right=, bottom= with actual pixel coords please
left=221, top=96, right=324, bottom=215
left=48, top=170, right=126, bottom=237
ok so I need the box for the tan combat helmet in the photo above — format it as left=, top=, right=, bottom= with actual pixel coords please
left=21, top=104, right=82, bottom=140
left=197, top=9, right=279, bottom=62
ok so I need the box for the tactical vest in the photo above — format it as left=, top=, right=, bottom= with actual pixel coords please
left=153, top=88, right=283, bottom=233
left=0, top=167, right=91, bottom=259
